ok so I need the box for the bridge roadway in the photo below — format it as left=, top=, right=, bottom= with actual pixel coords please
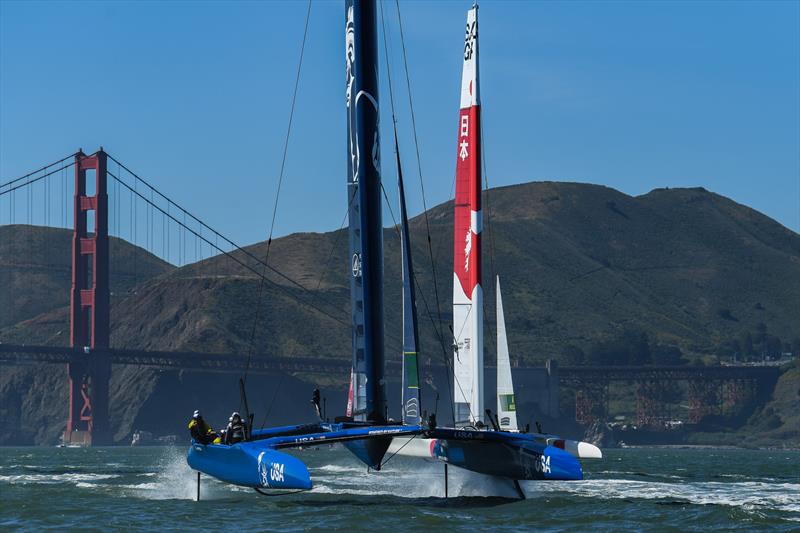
left=0, top=344, right=781, bottom=383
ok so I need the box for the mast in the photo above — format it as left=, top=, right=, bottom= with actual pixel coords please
left=345, top=0, right=385, bottom=424
left=496, top=277, right=518, bottom=430
left=452, top=5, right=483, bottom=426
left=398, top=143, right=421, bottom=426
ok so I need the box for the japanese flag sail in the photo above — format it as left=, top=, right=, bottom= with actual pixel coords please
left=453, top=5, right=483, bottom=426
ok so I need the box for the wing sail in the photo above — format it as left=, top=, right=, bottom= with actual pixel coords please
left=345, top=0, right=385, bottom=424
left=453, top=5, right=483, bottom=426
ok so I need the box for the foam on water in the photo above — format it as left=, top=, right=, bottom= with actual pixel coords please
left=310, top=458, right=523, bottom=499
left=122, top=447, right=240, bottom=500
left=313, top=464, right=365, bottom=474
left=526, top=478, right=800, bottom=514
left=0, top=473, right=119, bottom=485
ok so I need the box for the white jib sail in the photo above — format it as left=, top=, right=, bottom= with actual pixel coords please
left=496, top=276, right=518, bottom=431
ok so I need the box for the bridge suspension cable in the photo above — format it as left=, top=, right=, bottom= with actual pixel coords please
left=0, top=152, right=78, bottom=191
left=106, top=154, right=334, bottom=303
left=106, top=169, right=352, bottom=330
left=0, top=161, right=76, bottom=197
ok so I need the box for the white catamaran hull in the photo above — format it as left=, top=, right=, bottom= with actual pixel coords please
left=388, top=435, right=602, bottom=460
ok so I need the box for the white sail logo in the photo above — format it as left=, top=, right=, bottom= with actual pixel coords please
left=459, top=114, right=470, bottom=161
left=257, top=451, right=269, bottom=486
left=464, top=20, right=476, bottom=61
left=404, top=398, right=419, bottom=419
left=345, top=6, right=359, bottom=184
left=270, top=462, right=285, bottom=483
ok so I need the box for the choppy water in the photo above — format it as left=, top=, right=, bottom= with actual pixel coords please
left=0, top=446, right=798, bottom=531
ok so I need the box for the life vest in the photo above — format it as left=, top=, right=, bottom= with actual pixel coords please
left=189, top=418, right=215, bottom=443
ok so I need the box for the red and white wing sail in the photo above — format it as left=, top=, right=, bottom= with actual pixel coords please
left=452, top=6, right=483, bottom=426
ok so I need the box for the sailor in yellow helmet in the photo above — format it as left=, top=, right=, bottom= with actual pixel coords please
left=188, top=410, right=218, bottom=445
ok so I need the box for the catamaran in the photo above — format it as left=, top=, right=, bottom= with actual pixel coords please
left=187, top=0, right=598, bottom=498
left=187, top=0, right=422, bottom=494
left=386, top=4, right=601, bottom=491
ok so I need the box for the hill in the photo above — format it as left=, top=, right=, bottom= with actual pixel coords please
left=0, top=182, right=798, bottom=445
left=0, top=224, right=172, bottom=330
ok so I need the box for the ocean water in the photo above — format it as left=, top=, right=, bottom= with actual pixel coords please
left=0, top=446, right=798, bottom=531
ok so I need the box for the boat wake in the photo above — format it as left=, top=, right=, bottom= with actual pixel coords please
left=310, top=457, right=522, bottom=499
left=525, top=478, right=800, bottom=515
left=123, top=447, right=246, bottom=500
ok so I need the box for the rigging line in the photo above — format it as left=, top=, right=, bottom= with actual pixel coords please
left=244, top=0, right=313, bottom=390
left=379, top=431, right=418, bottom=469
left=378, top=168, right=461, bottom=414
left=479, top=100, right=499, bottom=362
left=392, top=0, right=449, bottom=354
left=108, top=170, right=352, bottom=331
left=308, top=186, right=357, bottom=309
left=380, top=0, right=455, bottom=422
left=0, top=152, right=78, bottom=190
left=380, top=182, right=401, bottom=239
left=258, top=194, right=364, bottom=429
left=105, top=153, right=346, bottom=324
left=0, top=162, right=76, bottom=197
left=393, top=0, right=455, bottom=422
left=379, top=142, right=469, bottom=422
left=471, top=3, right=498, bottom=359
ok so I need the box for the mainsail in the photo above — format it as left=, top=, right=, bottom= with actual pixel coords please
left=452, top=5, right=483, bottom=426
left=495, top=277, right=518, bottom=430
left=345, top=0, right=385, bottom=424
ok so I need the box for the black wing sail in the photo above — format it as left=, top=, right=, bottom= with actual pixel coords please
left=345, top=0, right=385, bottom=425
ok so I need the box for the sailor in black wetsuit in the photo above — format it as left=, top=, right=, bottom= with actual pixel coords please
left=224, top=412, right=247, bottom=445
left=311, top=388, right=322, bottom=420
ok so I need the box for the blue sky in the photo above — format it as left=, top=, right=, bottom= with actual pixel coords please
left=2, top=0, right=798, bottom=254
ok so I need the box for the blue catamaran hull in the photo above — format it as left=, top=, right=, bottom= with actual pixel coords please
left=188, top=441, right=313, bottom=490
left=188, top=423, right=424, bottom=490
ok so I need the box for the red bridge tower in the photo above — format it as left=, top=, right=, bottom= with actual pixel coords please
left=64, top=150, right=111, bottom=446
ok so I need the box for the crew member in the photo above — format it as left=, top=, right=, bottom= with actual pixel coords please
left=311, top=388, right=322, bottom=420
left=224, top=412, right=247, bottom=445
left=188, top=410, right=217, bottom=445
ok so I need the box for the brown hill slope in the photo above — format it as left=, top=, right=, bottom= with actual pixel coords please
left=1, top=182, right=798, bottom=445
left=103, top=182, right=800, bottom=361
left=0, top=225, right=173, bottom=329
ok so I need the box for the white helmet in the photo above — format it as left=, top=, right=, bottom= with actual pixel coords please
left=193, top=410, right=201, bottom=419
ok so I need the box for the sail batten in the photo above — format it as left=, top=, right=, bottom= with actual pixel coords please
left=452, top=6, right=483, bottom=426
